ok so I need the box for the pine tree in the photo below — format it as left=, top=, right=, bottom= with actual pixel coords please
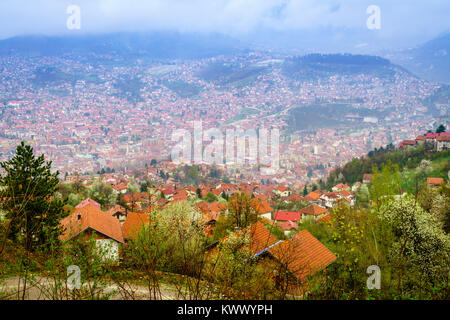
left=0, top=142, right=66, bottom=251
left=436, top=124, right=446, bottom=134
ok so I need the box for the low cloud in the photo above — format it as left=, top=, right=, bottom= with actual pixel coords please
left=0, top=0, right=449, bottom=47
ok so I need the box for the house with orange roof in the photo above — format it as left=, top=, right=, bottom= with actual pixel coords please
left=273, top=210, right=301, bottom=223
left=250, top=198, right=273, bottom=220
left=59, top=204, right=124, bottom=262
left=123, top=193, right=143, bottom=211
left=254, top=193, right=270, bottom=201
left=267, top=230, right=337, bottom=295
left=76, top=198, right=101, bottom=210
left=112, top=183, right=128, bottom=194
left=336, top=190, right=355, bottom=205
left=427, top=177, right=444, bottom=187
left=399, top=140, right=416, bottom=149
left=107, top=204, right=128, bottom=225
left=282, top=193, right=306, bottom=203
left=415, top=135, right=426, bottom=145
left=304, top=190, right=322, bottom=203
left=217, top=221, right=280, bottom=256
left=121, top=212, right=150, bottom=241
left=172, top=190, right=189, bottom=202
left=300, top=204, right=328, bottom=221
left=273, top=185, right=291, bottom=197
left=214, top=222, right=337, bottom=296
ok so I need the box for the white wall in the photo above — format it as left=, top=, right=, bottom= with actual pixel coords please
left=95, top=239, right=120, bottom=262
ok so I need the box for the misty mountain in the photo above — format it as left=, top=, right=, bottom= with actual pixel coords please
left=0, top=32, right=248, bottom=60
left=281, top=54, right=409, bottom=82
left=389, top=32, right=450, bottom=84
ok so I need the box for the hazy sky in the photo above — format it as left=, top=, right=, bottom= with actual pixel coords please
left=1, top=0, right=449, bottom=48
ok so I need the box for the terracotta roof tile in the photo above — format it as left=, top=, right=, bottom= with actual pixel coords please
left=122, top=212, right=150, bottom=240
left=60, top=204, right=124, bottom=243
left=300, top=204, right=328, bottom=216
left=76, top=198, right=101, bottom=210
left=316, top=213, right=331, bottom=224
left=274, top=210, right=301, bottom=222
left=221, top=222, right=279, bottom=255
left=427, top=177, right=444, bottom=186
left=269, top=230, right=336, bottom=281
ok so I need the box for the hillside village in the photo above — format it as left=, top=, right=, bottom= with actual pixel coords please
left=54, top=142, right=448, bottom=297
left=1, top=131, right=448, bottom=299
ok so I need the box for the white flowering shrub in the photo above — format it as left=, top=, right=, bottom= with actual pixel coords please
left=379, top=194, right=449, bottom=294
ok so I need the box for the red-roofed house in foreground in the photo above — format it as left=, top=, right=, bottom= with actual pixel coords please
left=60, top=204, right=124, bottom=262
left=268, top=230, right=337, bottom=295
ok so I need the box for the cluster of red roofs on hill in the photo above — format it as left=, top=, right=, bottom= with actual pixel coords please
left=59, top=171, right=447, bottom=292
left=399, top=132, right=450, bottom=150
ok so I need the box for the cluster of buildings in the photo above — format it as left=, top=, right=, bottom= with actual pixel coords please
left=0, top=51, right=446, bottom=187
left=399, top=132, right=450, bottom=151
left=58, top=160, right=447, bottom=295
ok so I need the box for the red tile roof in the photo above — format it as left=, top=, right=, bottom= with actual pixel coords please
left=250, top=198, right=273, bottom=214
left=269, top=230, right=337, bottom=281
left=300, top=204, right=328, bottom=216
left=106, top=204, right=126, bottom=216
left=337, top=190, right=353, bottom=197
left=222, top=222, right=279, bottom=255
left=76, top=198, right=101, bottom=210
left=60, top=204, right=124, bottom=243
left=436, top=135, right=450, bottom=141
left=316, top=213, right=331, bottom=224
left=279, top=220, right=298, bottom=231
left=274, top=210, right=301, bottom=222
left=305, top=191, right=321, bottom=201
left=122, top=212, right=150, bottom=240
left=427, top=177, right=444, bottom=186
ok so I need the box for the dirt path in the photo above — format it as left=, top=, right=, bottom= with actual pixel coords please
left=1, top=276, right=181, bottom=300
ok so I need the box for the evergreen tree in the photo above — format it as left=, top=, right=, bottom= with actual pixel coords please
left=0, top=142, right=66, bottom=251
left=302, top=186, right=308, bottom=196
left=436, top=124, right=446, bottom=134
left=205, top=192, right=218, bottom=203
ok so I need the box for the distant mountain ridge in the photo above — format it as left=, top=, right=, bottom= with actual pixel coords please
left=390, top=32, right=450, bottom=84
left=0, top=32, right=248, bottom=60
left=282, top=53, right=399, bottom=81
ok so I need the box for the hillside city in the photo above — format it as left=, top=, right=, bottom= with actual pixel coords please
left=0, top=3, right=449, bottom=302
left=0, top=52, right=446, bottom=187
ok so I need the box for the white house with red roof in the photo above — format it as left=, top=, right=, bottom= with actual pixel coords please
left=435, top=134, right=450, bottom=152
left=60, top=204, right=124, bottom=262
